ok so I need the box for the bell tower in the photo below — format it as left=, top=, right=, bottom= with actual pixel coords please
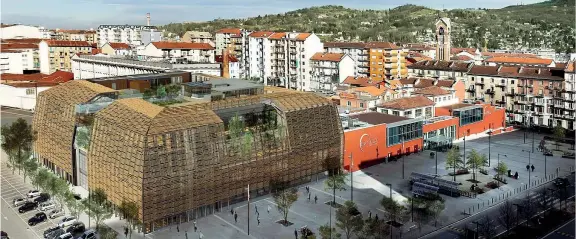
left=435, top=17, right=451, bottom=61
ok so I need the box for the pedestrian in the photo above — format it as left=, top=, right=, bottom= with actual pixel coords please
left=368, top=210, right=372, bottom=219
left=230, top=208, right=234, bottom=215
left=234, top=213, right=238, bottom=223
left=308, top=193, right=311, bottom=202
left=375, top=214, right=379, bottom=221
left=257, top=216, right=260, bottom=225
left=531, top=164, right=535, bottom=172
left=514, top=171, right=519, bottom=179
left=257, top=211, right=259, bottom=217
left=177, top=224, right=180, bottom=233
left=267, top=205, right=271, bottom=214
left=194, top=225, right=197, bottom=232
left=124, top=226, right=129, bottom=238
left=314, top=195, right=318, bottom=204
left=294, top=229, right=298, bottom=239
left=185, top=231, right=188, bottom=239
left=255, top=205, right=258, bottom=214
left=526, top=164, right=530, bottom=171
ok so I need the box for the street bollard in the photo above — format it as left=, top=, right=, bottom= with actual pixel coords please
left=492, top=198, right=494, bottom=204
left=469, top=208, right=471, bottom=214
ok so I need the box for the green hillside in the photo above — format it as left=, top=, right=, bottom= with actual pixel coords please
left=160, top=0, right=575, bottom=53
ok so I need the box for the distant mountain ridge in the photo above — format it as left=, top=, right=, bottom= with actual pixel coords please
left=160, top=0, right=575, bottom=53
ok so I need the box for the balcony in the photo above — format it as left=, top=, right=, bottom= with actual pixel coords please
left=475, top=82, right=484, bottom=85
left=466, top=87, right=475, bottom=93
left=485, top=89, right=495, bottom=95
left=533, top=94, right=545, bottom=98
left=496, top=100, right=506, bottom=104
left=496, top=82, right=506, bottom=88
left=505, top=92, right=516, bottom=96
left=514, top=100, right=528, bottom=105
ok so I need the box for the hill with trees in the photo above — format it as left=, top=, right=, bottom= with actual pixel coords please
left=160, top=0, right=575, bottom=53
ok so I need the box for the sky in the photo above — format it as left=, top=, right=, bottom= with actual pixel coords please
left=2, top=0, right=544, bottom=29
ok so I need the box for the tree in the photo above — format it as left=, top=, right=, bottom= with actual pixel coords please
left=91, top=188, right=108, bottom=207
left=429, top=198, right=446, bottom=227
left=380, top=197, right=408, bottom=223
left=83, top=199, right=112, bottom=230
left=1, top=118, right=35, bottom=174
left=445, top=147, right=463, bottom=170
left=553, top=125, right=565, bottom=150
left=165, top=84, right=180, bottom=98
left=118, top=199, right=140, bottom=238
left=519, top=197, right=537, bottom=226
left=319, top=223, right=341, bottom=239
left=156, top=85, right=167, bottom=98
left=271, top=180, right=298, bottom=224
left=65, top=191, right=85, bottom=219
left=466, top=149, right=487, bottom=181
left=358, top=218, right=389, bottom=239
left=496, top=162, right=508, bottom=180
left=498, top=200, right=516, bottom=236
left=32, top=168, right=51, bottom=191
left=12, top=148, right=30, bottom=175
left=22, top=155, right=38, bottom=183
left=478, top=215, right=497, bottom=239
left=335, top=201, right=364, bottom=239
left=324, top=169, right=347, bottom=206
left=142, top=89, right=154, bottom=99
left=45, top=175, right=69, bottom=210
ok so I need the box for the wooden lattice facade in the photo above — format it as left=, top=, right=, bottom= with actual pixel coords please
left=32, top=80, right=116, bottom=182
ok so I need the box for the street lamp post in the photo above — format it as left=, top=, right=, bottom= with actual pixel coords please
left=385, top=183, right=392, bottom=239
left=435, top=143, right=438, bottom=176
left=402, top=135, right=405, bottom=179
left=497, top=154, right=507, bottom=187
left=463, top=133, right=467, bottom=166
left=487, top=130, right=492, bottom=167
left=350, top=153, right=353, bottom=203
left=512, top=203, right=524, bottom=227
left=544, top=153, right=547, bottom=179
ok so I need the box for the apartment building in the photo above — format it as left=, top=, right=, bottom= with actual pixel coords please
left=366, top=42, right=408, bottom=82
left=0, top=71, right=73, bottom=110
left=0, top=24, right=49, bottom=39
left=324, top=42, right=369, bottom=77
left=408, top=60, right=473, bottom=83
left=0, top=43, right=40, bottom=73
left=377, top=95, right=435, bottom=119
left=100, top=42, right=132, bottom=56
left=140, top=42, right=215, bottom=63
left=412, top=86, right=458, bottom=107
left=214, top=28, right=246, bottom=56
left=309, top=52, right=354, bottom=92
left=54, top=30, right=98, bottom=44
left=339, top=86, right=387, bottom=111
left=484, top=56, right=556, bottom=67
left=563, top=61, right=575, bottom=130
left=246, top=31, right=323, bottom=91
left=215, top=54, right=240, bottom=79
left=38, top=40, right=92, bottom=74
left=182, top=31, right=213, bottom=43
left=97, top=25, right=161, bottom=46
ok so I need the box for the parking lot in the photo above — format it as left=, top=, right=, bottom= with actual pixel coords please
left=0, top=160, right=62, bottom=238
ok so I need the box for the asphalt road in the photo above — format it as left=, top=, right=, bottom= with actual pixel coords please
left=541, top=218, right=575, bottom=239
left=421, top=173, right=575, bottom=239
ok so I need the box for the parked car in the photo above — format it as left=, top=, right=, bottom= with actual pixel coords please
left=28, top=212, right=47, bottom=226
left=34, top=193, right=51, bottom=203
left=554, top=177, right=570, bottom=188
left=77, top=229, right=96, bottom=239
left=46, top=228, right=65, bottom=239
left=27, top=190, right=41, bottom=198
left=43, top=226, right=61, bottom=238
left=18, top=202, right=38, bottom=213
left=13, top=197, right=28, bottom=207
left=58, top=233, right=73, bottom=239
left=48, top=208, right=65, bottom=219
left=38, top=202, right=56, bottom=211
left=57, top=216, right=77, bottom=228
left=65, top=222, right=85, bottom=234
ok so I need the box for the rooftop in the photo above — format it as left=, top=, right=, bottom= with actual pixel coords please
left=310, top=52, right=345, bottom=62
left=377, top=95, right=435, bottom=110
left=349, top=112, right=410, bottom=125
left=342, top=76, right=379, bottom=87
left=87, top=71, right=189, bottom=82
left=486, top=56, right=553, bottom=65
left=413, top=86, right=450, bottom=96
left=184, top=78, right=263, bottom=92
left=150, top=42, right=214, bottom=50
left=43, top=40, right=92, bottom=47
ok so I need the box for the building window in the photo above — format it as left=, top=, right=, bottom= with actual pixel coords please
left=387, top=121, right=423, bottom=146
left=454, top=107, right=483, bottom=126
left=392, top=111, right=400, bottom=116
left=415, top=109, right=422, bottom=117
left=360, top=103, right=364, bottom=108
left=25, top=88, right=36, bottom=95
left=347, top=101, right=351, bottom=106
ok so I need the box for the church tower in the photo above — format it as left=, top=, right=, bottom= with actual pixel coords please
left=435, top=17, right=451, bottom=61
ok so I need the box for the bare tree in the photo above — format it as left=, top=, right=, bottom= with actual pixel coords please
left=498, top=200, right=517, bottom=236
left=519, top=197, right=537, bottom=226
left=479, top=215, right=497, bottom=239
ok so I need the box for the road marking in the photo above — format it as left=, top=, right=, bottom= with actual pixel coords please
left=212, top=214, right=256, bottom=239
left=0, top=196, right=41, bottom=238
left=540, top=218, right=575, bottom=239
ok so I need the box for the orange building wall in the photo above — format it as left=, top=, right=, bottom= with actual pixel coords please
left=457, top=104, right=506, bottom=138
left=423, top=117, right=459, bottom=134
left=454, top=80, right=466, bottom=103
left=343, top=123, right=423, bottom=172
left=434, top=107, right=451, bottom=117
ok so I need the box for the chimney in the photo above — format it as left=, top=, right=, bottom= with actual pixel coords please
left=221, top=49, right=230, bottom=78
left=146, top=13, right=151, bottom=26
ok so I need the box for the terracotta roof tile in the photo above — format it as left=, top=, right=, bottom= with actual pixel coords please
left=452, top=55, right=473, bottom=61
left=1, top=43, right=38, bottom=49
left=566, top=61, right=575, bottom=73
left=436, top=79, right=455, bottom=88
left=216, top=28, right=242, bottom=37
left=414, top=86, right=450, bottom=96
left=365, top=42, right=398, bottom=49
left=468, top=65, right=500, bottom=76
left=554, top=63, right=566, bottom=69
left=349, top=86, right=386, bottom=97
left=408, top=60, right=471, bottom=72
left=295, top=33, right=311, bottom=41
left=415, top=78, right=435, bottom=88
left=249, top=31, right=274, bottom=38
left=486, top=56, right=553, bottom=65
left=268, top=32, right=286, bottom=40
left=215, top=55, right=239, bottom=63
left=1, top=38, right=43, bottom=44
left=451, top=62, right=472, bottom=71
left=0, top=49, right=22, bottom=53
left=151, top=42, right=214, bottom=50
left=399, top=78, right=417, bottom=85
left=497, top=66, right=520, bottom=77
left=342, top=76, right=378, bottom=87
left=378, top=95, right=435, bottom=110
left=518, top=67, right=563, bottom=80
left=0, top=73, right=48, bottom=82
left=324, top=42, right=367, bottom=49
left=451, top=48, right=477, bottom=55
left=44, top=40, right=92, bottom=47
left=92, top=48, right=102, bottom=55
left=482, top=52, right=539, bottom=58
left=310, top=52, right=344, bottom=62
left=108, top=42, right=131, bottom=49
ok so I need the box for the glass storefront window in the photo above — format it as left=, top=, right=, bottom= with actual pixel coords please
left=387, top=121, right=423, bottom=146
